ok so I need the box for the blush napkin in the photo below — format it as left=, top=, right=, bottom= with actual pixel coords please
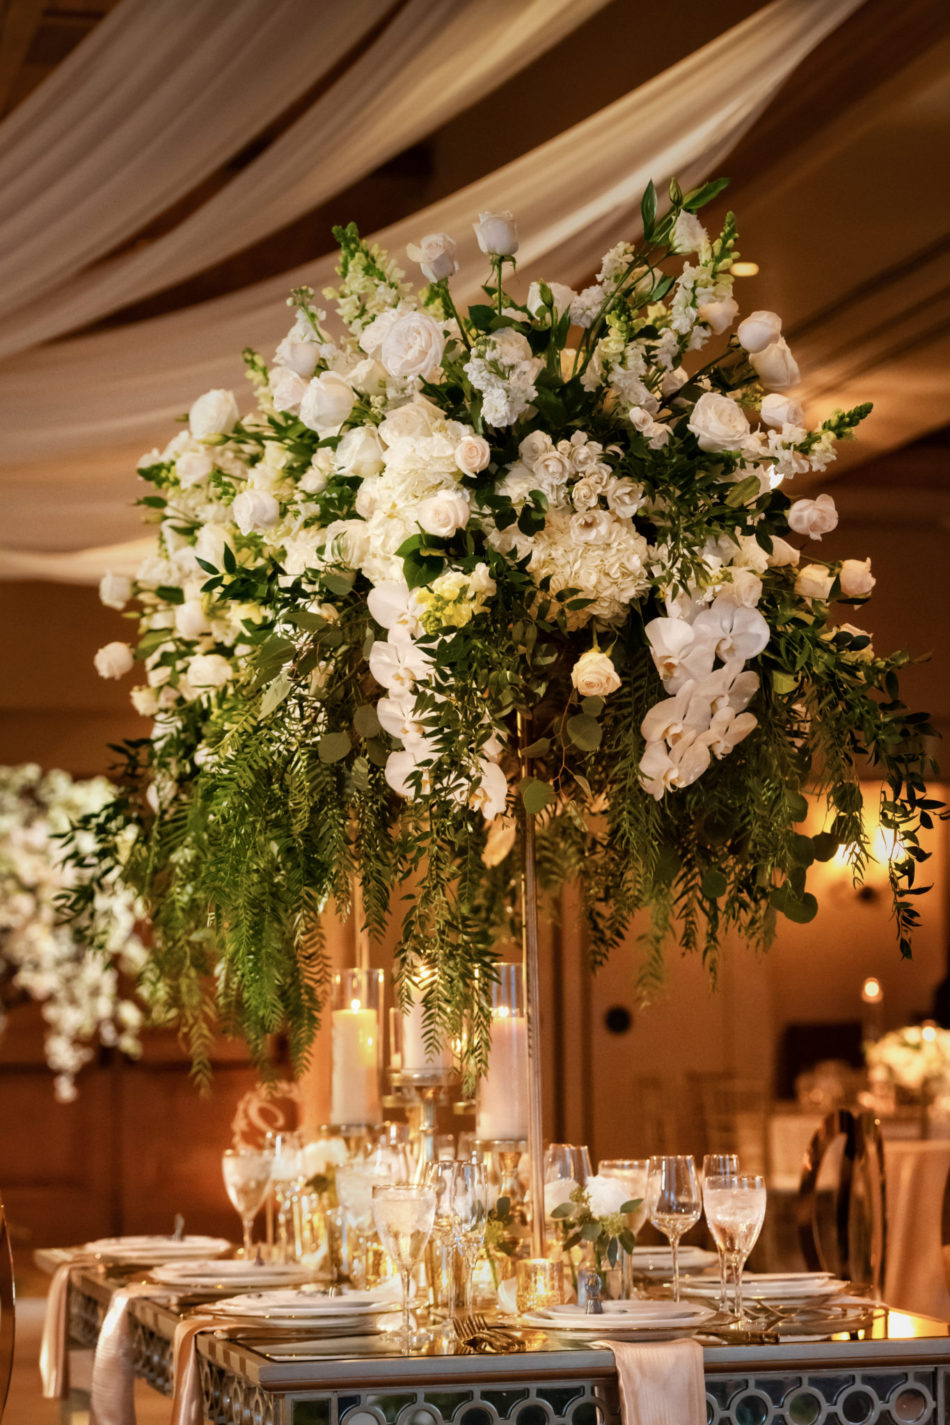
left=90, top=1282, right=170, bottom=1425
left=169, top=1313, right=219, bottom=1425
left=40, top=1256, right=100, bottom=1398
left=598, top=1339, right=706, bottom=1425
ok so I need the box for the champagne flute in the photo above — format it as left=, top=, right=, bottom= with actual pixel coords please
left=222, top=1147, right=273, bottom=1260
left=703, top=1173, right=767, bottom=1328
left=422, top=1161, right=461, bottom=1320
left=372, top=1184, right=437, bottom=1352
left=449, top=1160, right=489, bottom=1314
left=701, top=1154, right=740, bottom=1312
left=266, top=1131, right=303, bottom=1263
left=598, top=1158, right=650, bottom=1298
left=646, top=1155, right=701, bottom=1301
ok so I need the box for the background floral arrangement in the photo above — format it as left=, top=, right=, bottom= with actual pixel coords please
left=64, top=177, right=941, bottom=1080
left=866, top=1024, right=950, bottom=1094
left=1, top=764, right=147, bottom=1099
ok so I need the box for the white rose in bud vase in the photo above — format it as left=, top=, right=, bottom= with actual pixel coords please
left=544, top=1178, right=577, bottom=1216
left=299, top=371, right=356, bottom=433
left=839, top=557, right=876, bottom=598
left=752, top=337, right=800, bottom=391
left=233, top=488, right=279, bottom=535
left=526, top=281, right=578, bottom=318
left=406, top=232, right=459, bottom=283
left=571, top=648, right=621, bottom=697
left=418, top=490, right=470, bottom=538
left=795, top=563, right=835, bottom=601
left=473, top=210, right=519, bottom=256
left=336, top=426, right=384, bottom=479
left=174, top=599, right=211, bottom=640
left=379, top=311, right=446, bottom=379
left=687, top=391, right=751, bottom=452
left=760, top=392, right=805, bottom=429
left=788, top=493, right=838, bottom=541
left=587, top=1173, right=634, bottom=1218
left=697, top=296, right=739, bottom=333
left=188, top=388, right=239, bottom=439
left=737, top=310, right=782, bottom=353
left=187, top=653, right=232, bottom=689
left=454, top=433, right=491, bottom=475
left=99, top=571, right=131, bottom=610
left=94, top=642, right=134, bottom=679
left=670, top=210, right=708, bottom=254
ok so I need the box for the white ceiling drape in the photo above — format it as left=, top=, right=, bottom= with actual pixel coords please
left=0, top=0, right=611, bottom=360
left=0, top=0, right=865, bottom=580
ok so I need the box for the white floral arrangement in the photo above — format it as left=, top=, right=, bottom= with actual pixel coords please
left=0, top=764, right=147, bottom=1100
left=866, top=1023, right=950, bottom=1093
left=71, top=178, right=942, bottom=1076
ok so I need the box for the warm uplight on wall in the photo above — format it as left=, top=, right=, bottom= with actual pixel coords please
left=731, top=261, right=759, bottom=276
left=861, top=976, right=882, bottom=1004
left=861, top=976, right=883, bottom=1041
left=922, top=1021, right=938, bottom=1044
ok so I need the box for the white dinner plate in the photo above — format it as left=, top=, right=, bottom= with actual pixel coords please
left=151, top=1259, right=313, bottom=1288
left=83, top=1235, right=231, bottom=1263
left=683, top=1272, right=847, bottom=1300
left=521, top=1298, right=715, bottom=1339
left=629, top=1245, right=718, bottom=1274
left=212, top=1285, right=400, bottom=1319
left=539, top=1299, right=707, bottom=1323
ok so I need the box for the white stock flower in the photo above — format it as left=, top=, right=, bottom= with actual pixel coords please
left=473, top=211, right=519, bottom=256
left=737, top=311, right=782, bottom=354
left=670, top=211, right=708, bottom=254
left=687, top=391, right=750, bottom=453
left=454, top=434, right=491, bottom=474
left=99, top=571, right=131, bottom=610
left=697, top=296, right=739, bottom=333
left=379, top=312, right=446, bottom=379
left=187, top=652, right=232, bottom=689
left=760, top=393, right=805, bottom=429
left=406, top=232, right=459, bottom=283
left=418, top=490, right=470, bottom=538
left=571, top=648, right=621, bottom=698
left=94, top=642, right=134, bottom=679
left=795, top=563, right=835, bottom=601
left=839, top=557, right=875, bottom=598
left=299, top=372, right=356, bottom=433
left=752, top=337, right=800, bottom=391
left=233, top=488, right=280, bottom=535
left=189, top=388, right=239, bottom=439
left=788, top=494, right=838, bottom=541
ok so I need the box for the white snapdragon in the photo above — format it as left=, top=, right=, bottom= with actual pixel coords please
left=671, top=211, right=709, bottom=255
left=464, top=330, right=543, bottom=428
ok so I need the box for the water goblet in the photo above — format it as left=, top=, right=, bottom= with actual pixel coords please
left=598, top=1158, right=650, bottom=1298
left=703, top=1173, right=767, bottom=1328
left=372, top=1184, right=437, bottom=1352
left=266, top=1131, right=303, bottom=1263
left=222, top=1147, right=272, bottom=1260
left=700, top=1154, right=740, bottom=1311
left=449, top=1160, right=489, bottom=1313
left=646, top=1155, right=702, bottom=1301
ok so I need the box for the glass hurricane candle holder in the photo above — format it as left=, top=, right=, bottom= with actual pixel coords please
left=516, top=1257, right=563, bottom=1314
left=476, top=965, right=528, bottom=1142
left=331, top=968, right=384, bottom=1130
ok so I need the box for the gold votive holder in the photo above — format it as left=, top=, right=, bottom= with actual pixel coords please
left=516, top=1257, right=563, bottom=1314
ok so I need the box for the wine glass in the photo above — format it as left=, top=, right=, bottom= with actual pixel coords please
left=422, top=1160, right=461, bottom=1320
left=646, top=1155, right=702, bottom=1301
left=222, top=1147, right=273, bottom=1260
left=703, top=1173, right=767, bottom=1327
left=598, top=1158, right=650, bottom=1297
left=336, top=1138, right=409, bottom=1286
left=449, top=1160, right=489, bottom=1313
left=543, top=1143, right=591, bottom=1216
left=700, top=1154, right=740, bottom=1311
left=266, top=1131, right=303, bottom=1263
left=372, top=1184, right=437, bottom=1351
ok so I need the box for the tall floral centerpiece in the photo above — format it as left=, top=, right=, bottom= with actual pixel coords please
left=1, top=764, right=147, bottom=1099
left=68, top=179, right=941, bottom=1095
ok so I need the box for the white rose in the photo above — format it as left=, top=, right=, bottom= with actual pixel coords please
left=788, top=493, right=838, bottom=541
left=670, top=211, right=708, bottom=254
left=737, top=310, right=782, bottom=354
left=418, top=491, right=470, bottom=538
left=176, top=448, right=215, bottom=487
left=347, top=357, right=388, bottom=396
left=378, top=397, right=444, bottom=444
left=697, top=296, right=739, bottom=333
left=795, top=563, right=835, bottom=601
left=752, top=337, right=800, bottom=391
left=174, top=599, right=210, bottom=640
left=406, top=232, right=458, bottom=283
left=270, top=366, right=308, bottom=414
left=544, top=1178, right=577, bottom=1217
left=586, top=1174, right=634, bottom=1218
left=358, top=309, right=399, bottom=360
left=687, top=391, right=751, bottom=452
left=519, top=431, right=553, bottom=466
left=526, top=281, right=578, bottom=317
left=571, top=648, right=621, bottom=697
left=299, top=372, right=356, bottom=433
left=232, top=488, right=279, bottom=535
left=760, top=393, right=805, bottom=429
left=274, top=335, right=321, bottom=378
left=94, top=642, right=134, bottom=679
left=130, top=686, right=159, bottom=717
left=604, top=476, right=645, bottom=518
left=454, top=434, right=491, bottom=475
left=571, top=509, right=613, bottom=543
left=473, top=210, right=519, bottom=256
left=187, top=652, right=232, bottom=689
left=188, top=388, right=239, bottom=439
left=195, top=523, right=234, bottom=569
left=766, top=536, right=801, bottom=568
left=380, top=311, right=446, bottom=379
left=839, top=557, right=875, bottom=598
left=336, top=426, right=384, bottom=479
left=99, top=571, right=131, bottom=610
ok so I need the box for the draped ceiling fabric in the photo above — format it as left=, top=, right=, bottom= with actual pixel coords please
left=0, top=0, right=612, bottom=358
left=0, top=0, right=866, bottom=581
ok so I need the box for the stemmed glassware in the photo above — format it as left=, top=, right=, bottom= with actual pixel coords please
left=423, top=1160, right=489, bottom=1318
left=702, top=1173, right=767, bottom=1328
left=265, top=1131, right=303, bottom=1263
left=646, top=1155, right=702, bottom=1301
left=336, top=1133, right=410, bottom=1286
left=372, top=1184, right=437, bottom=1351
left=701, top=1154, right=740, bottom=1312
left=222, top=1147, right=273, bottom=1260
left=543, top=1143, right=591, bottom=1216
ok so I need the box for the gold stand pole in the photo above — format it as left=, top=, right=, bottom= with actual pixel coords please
left=518, top=712, right=546, bottom=1258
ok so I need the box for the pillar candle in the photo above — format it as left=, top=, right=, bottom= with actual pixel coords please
left=400, top=990, right=452, bottom=1072
left=331, top=1003, right=380, bottom=1126
left=476, top=1009, right=528, bottom=1141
